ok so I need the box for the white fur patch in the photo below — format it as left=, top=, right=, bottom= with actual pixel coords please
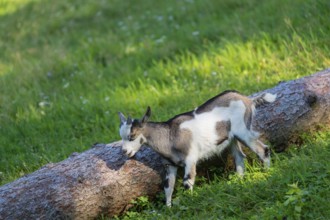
left=263, top=93, right=277, bottom=103
left=119, top=122, right=131, bottom=140
left=119, top=123, right=145, bottom=157
left=180, top=100, right=247, bottom=160
left=121, top=134, right=145, bottom=157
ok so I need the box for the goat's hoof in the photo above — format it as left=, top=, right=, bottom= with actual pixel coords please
left=184, top=183, right=192, bottom=190
left=166, top=202, right=172, bottom=207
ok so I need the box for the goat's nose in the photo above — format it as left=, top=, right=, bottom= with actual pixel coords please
left=122, top=149, right=127, bottom=154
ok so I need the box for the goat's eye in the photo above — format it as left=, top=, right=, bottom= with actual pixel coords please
left=128, top=135, right=134, bottom=141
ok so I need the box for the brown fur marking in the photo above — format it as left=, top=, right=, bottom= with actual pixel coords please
left=215, top=120, right=231, bottom=145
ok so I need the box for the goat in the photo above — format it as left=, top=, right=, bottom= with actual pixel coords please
left=118, top=90, right=276, bottom=206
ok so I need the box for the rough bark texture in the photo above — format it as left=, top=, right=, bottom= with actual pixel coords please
left=252, top=68, right=330, bottom=152
left=0, top=69, right=329, bottom=219
left=0, top=142, right=165, bottom=219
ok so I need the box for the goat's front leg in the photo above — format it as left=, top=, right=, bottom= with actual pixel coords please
left=164, top=165, right=178, bottom=207
left=183, top=159, right=196, bottom=190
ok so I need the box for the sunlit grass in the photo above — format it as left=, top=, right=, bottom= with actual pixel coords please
left=0, top=0, right=36, bottom=16
left=0, top=62, right=13, bottom=77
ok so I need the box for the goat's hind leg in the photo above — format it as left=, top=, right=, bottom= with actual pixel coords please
left=231, top=140, right=246, bottom=176
left=235, top=133, right=271, bottom=169
left=164, top=164, right=178, bottom=207
left=255, top=139, right=271, bottom=168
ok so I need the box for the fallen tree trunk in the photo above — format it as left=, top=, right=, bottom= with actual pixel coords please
left=0, top=142, right=165, bottom=219
left=253, top=68, right=330, bottom=151
left=0, top=69, right=329, bottom=219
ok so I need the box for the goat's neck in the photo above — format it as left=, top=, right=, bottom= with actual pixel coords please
left=143, top=122, right=171, bottom=155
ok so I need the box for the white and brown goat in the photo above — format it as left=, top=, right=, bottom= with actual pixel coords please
left=118, top=90, right=276, bottom=206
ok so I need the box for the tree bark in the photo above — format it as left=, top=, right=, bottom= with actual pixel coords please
left=252, top=68, right=330, bottom=152
left=0, top=142, right=165, bottom=219
left=0, top=69, right=329, bottom=219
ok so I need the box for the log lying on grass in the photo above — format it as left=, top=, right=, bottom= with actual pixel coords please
left=253, top=68, right=330, bottom=151
left=0, top=142, right=165, bottom=219
left=0, top=69, right=329, bottom=219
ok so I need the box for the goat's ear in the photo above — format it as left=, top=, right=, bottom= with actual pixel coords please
left=141, top=106, right=151, bottom=123
left=118, top=112, right=126, bottom=124
left=127, top=116, right=132, bottom=125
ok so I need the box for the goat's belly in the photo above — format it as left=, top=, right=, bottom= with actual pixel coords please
left=180, top=111, right=233, bottom=160
left=189, top=128, right=231, bottom=160
left=197, top=138, right=230, bottom=160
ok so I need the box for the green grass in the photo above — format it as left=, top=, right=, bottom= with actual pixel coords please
left=0, top=0, right=329, bottom=218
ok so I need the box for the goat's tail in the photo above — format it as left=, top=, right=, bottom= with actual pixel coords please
left=252, top=93, right=277, bottom=107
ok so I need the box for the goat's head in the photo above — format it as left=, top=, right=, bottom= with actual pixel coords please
left=118, top=106, right=151, bottom=157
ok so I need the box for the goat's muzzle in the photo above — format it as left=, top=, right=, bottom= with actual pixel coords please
left=122, top=148, right=135, bottom=158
